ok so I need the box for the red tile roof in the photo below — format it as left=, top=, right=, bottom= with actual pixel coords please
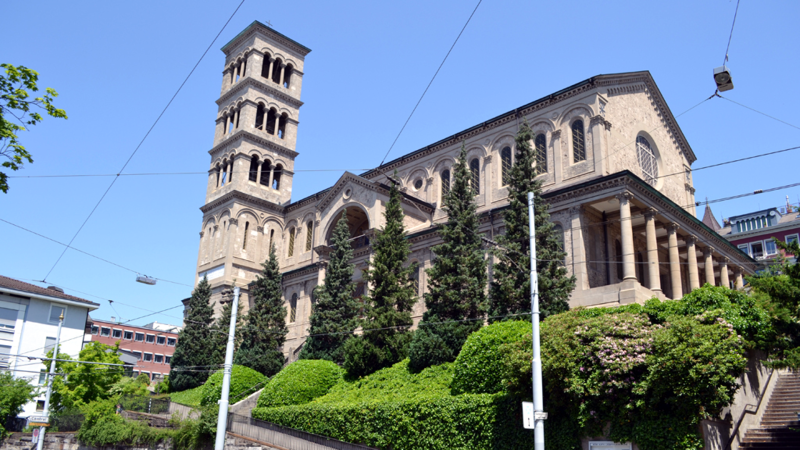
left=0, top=275, right=100, bottom=307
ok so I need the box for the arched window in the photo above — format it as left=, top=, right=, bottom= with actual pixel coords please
left=266, top=108, right=277, bottom=135
left=271, top=58, right=283, bottom=84
left=215, top=165, right=221, bottom=188
left=615, top=239, right=623, bottom=281
left=269, top=229, right=275, bottom=250
left=470, top=158, right=480, bottom=194
left=228, top=158, right=234, bottom=182
left=441, top=169, right=450, bottom=201
left=278, top=114, right=287, bottom=139
left=273, top=164, right=283, bottom=190
left=227, top=114, right=234, bottom=135
left=220, top=160, right=228, bottom=186
left=305, top=221, right=313, bottom=252
left=260, top=161, right=271, bottom=186
left=242, top=222, right=250, bottom=250
left=283, top=64, right=293, bottom=88
left=409, top=262, right=420, bottom=297
left=249, top=156, right=259, bottom=182
left=636, top=136, right=658, bottom=186
left=289, top=293, right=297, bottom=323
left=535, top=134, right=547, bottom=174
left=500, top=146, right=512, bottom=186
left=287, top=227, right=295, bottom=257
left=254, top=104, right=265, bottom=130
left=261, top=56, right=271, bottom=78
left=572, top=120, right=586, bottom=162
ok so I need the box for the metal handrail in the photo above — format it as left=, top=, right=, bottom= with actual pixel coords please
left=723, top=367, right=775, bottom=450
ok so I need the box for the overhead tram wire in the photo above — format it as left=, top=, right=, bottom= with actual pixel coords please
left=717, top=94, right=800, bottom=132
left=41, top=0, right=247, bottom=284
left=8, top=168, right=375, bottom=179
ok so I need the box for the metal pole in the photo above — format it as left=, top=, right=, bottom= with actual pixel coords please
left=37, top=311, right=64, bottom=450
left=528, top=192, right=545, bottom=450
left=214, top=286, right=240, bottom=450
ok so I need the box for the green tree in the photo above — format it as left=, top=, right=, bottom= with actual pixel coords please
left=0, top=370, right=37, bottom=437
left=211, top=294, right=243, bottom=366
left=489, top=121, right=575, bottom=321
left=300, top=215, right=360, bottom=364
left=344, top=174, right=416, bottom=377
left=409, top=143, right=487, bottom=371
left=234, top=245, right=288, bottom=377
left=169, top=276, right=216, bottom=391
left=48, top=341, right=124, bottom=412
left=1, top=64, right=67, bottom=193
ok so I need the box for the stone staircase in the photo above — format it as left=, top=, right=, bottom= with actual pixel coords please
left=740, top=372, right=800, bottom=449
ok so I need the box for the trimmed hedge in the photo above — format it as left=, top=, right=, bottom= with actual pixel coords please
left=170, top=385, right=203, bottom=407
left=200, top=365, right=267, bottom=407
left=257, top=360, right=343, bottom=408
left=450, top=320, right=529, bottom=395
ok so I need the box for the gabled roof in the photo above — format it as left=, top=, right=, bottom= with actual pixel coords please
left=702, top=204, right=721, bottom=232
left=0, top=275, right=100, bottom=307
left=315, top=171, right=435, bottom=215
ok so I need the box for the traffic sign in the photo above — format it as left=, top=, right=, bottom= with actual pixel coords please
left=522, top=402, right=547, bottom=429
left=28, top=415, right=50, bottom=427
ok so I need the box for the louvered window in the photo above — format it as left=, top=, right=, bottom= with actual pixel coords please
left=288, top=228, right=295, bottom=257
left=636, top=136, right=658, bottom=186
left=441, top=169, right=450, bottom=200
left=535, top=134, right=547, bottom=174
left=470, top=159, right=480, bottom=194
left=305, top=221, right=313, bottom=251
left=572, top=120, right=586, bottom=162
left=289, top=293, right=297, bottom=323
left=500, top=147, right=512, bottom=186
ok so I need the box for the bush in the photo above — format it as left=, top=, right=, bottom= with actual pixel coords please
left=450, top=320, right=529, bottom=395
left=171, top=386, right=204, bottom=407
left=76, top=397, right=173, bottom=447
left=199, top=364, right=267, bottom=407
left=408, top=321, right=481, bottom=372
left=257, top=360, right=343, bottom=408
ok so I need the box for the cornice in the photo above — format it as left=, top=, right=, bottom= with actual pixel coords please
left=282, top=263, right=320, bottom=282
left=216, top=76, right=303, bottom=109
left=200, top=190, right=285, bottom=215
left=285, top=191, right=325, bottom=213
left=222, top=21, right=311, bottom=58
left=208, top=129, right=299, bottom=160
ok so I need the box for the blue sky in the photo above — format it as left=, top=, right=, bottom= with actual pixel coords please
left=1, top=0, right=798, bottom=326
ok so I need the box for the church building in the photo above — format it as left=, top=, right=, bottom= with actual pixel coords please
left=192, top=21, right=755, bottom=359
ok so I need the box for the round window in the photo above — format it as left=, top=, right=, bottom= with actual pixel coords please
left=413, top=179, right=423, bottom=190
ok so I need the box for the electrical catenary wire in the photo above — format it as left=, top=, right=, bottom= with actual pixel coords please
left=41, top=0, right=247, bottom=284
left=723, top=0, right=742, bottom=64
left=717, top=94, right=800, bottom=132
left=8, top=168, right=374, bottom=179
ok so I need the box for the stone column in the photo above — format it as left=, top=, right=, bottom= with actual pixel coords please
left=570, top=206, right=588, bottom=290
left=255, top=162, right=262, bottom=185
left=266, top=57, right=274, bottom=81
left=261, top=111, right=268, bottom=132
left=273, top=115, right=280, bottom=135
left=224, top=115, right=230, bottom=135
left=617, top=192, right=636, bottom=281
left=720, top=257, right=730, bottom=288
left=278, top=63, right=286, bottom=86
left=667, top=223, right=682, bottom=299
left=233, top=110, right=240, bottom=130
left=686, top=235, right=700, bottom=290
left=704, top=247, right=716, bottom=286
left=644, top=208, right=661, bottom=292
left=268, top=167, right=275, bottom=189
left=734, top=268, right=744, bottom=289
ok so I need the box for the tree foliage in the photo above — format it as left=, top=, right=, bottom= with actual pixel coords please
left=170, top=276, right=216, bottom=391
left=300, top=215, right=360, bottom=363
left=344, top=175, right=415, bottom=378
left=211, top=294, right=243, bottom=366
left=409, top=143, right=487, bottom=372
left=1, top=64, right=67, bottom=193
left=234, top=244, right=288, bottom=377
left=0, top=370, right=37, bottom=437
left=48, top=341, right=124, bottom=412
left=490, top=121, right=575, bottom=320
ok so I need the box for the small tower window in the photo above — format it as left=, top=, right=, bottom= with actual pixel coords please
left=288, top=227, right=295, bottom=257
left=271, top=58, right=283, bottom=84
left=636, top=136, right=658, bottom=186
left=261, top=56, right=271, bottom=78
left=278, top=114, right=287, bottom=139
left=228, top=159, right=234, bottom=182
left=441, top=169, right=450, bottom=201
left=500, top=146, right=512, bottom=186
left=283, top=64, right=293, bottom=88
left=572, top=120, right=586, bottom=162
left=242, top=222, right=250, bottom=250
left=535, top=134, right=547, bottom=174
left=260, top=161, right=271, bottom=186
left=215, top=166, right=221, bottom=188
left=470, top=158, right=480, bottom=194
left=289, top=293, right=297, bottom=323
left=220, top=161, right=228, bottom=186
left=273, top=164, right=283, bottom=190
left=266, top=108, right=277, bottom=135
left=249, top=156, right=259, bottom=182
left=255, top=104, right=265, bottom=131
left=305, top=221, right=313, bottom=252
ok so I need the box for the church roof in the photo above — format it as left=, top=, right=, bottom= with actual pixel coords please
left=702, top=204, right=722, bottom=232
left=221, top=20, right=312, bottom=55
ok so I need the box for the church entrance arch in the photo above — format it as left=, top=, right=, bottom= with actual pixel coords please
left=325, top=205, right=370, bottom=249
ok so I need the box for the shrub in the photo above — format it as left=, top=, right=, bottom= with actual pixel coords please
left=170, top=385, right=204, bottom=407
left=257, top=360, right=343, bottom=408
left=450, top=320, right=529, bottom=395
left=200, top=364, right=266, bottom=407
left=76, top=397, right=173, bottom=447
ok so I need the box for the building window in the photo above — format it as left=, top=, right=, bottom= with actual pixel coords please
left=765, top=240, right=777, bottom=255
left=572, top=120, right=586, bottom=162
left=38, top=370, right=47, bottom=385
left=738, top=244, right=749, bottom=256
left=409, top=262, right=420, bottom=297
left=146, top=334, right=155, bottom=344
left=124, top=331, right=133, bottom=340
left=112, top=329, right=122, bottom=339
left=132, top=370, right=140, bottom=378
left=100, top=327, right=111, bottom=337
left=133, top=351, right=142, bottom=360
left=636, top=136, right=658, bottom=186
left=269, top=229, right=275, bottom=250
left=36, top=401, right=45, bottom=412
left=154, top=354, right=164, bottom=364
left=167, top=338, right=176, bottom=346
left=151, top=372, right=159, bottom=382
left=500, top=146, right=512, bottom=186
left=288, top=228, right=296, bottom=257
left=751, top=242, right=764, bottom=259
left=787, top=234, right=799, bottom=245
left=470, top=158, right=480, bottom=194
left=535, top=134, right=547, bottom=174
left=91, top=325, right=99, bottom=335
left=135, top=333, right=144, bottom=342
left=0, top=344, right=10, bottom=369
left=165, top=355, right=172, bottom=364
left=157, top=336, right=165, bottom=345
left=306, top=221, right=314, bottom=252
left=249, top=156, right=259, bottom=181
left=289, top=293, right=297, bottom=323
left=441, top=169, right=450, bottom=200
left=243, top=221, right=250, bottom=250
left=143, top=353, right=153, bottom=362
left=49, top=305, right=66, bottom=324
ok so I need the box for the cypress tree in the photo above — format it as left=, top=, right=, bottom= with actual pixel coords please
left=299, top=215, right=360, bottom=364
left=344, top=173, right=415, bottom=377
left=234, top=245, right=288, bottom=377
left=489, top=121, right=575, bottom=321
left=169, top=276, right=216, bottom=391
left=408, top=143, right=487, bottom=371
left=211, top=294, right=243, bottom=366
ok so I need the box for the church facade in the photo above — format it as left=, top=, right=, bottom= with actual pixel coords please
left=192, top=21, right=755, bottom=359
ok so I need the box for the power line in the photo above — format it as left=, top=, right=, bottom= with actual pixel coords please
left=378, top=0, right=482, bottom=167
left=8, top=168, right=373, bottom=179
left=723, top=0, right=742, bottom=64
left=41, top=0, right=247, bottom=284
left=718, top=94, right=800, bottom=131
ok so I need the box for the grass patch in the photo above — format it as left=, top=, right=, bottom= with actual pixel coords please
left=170, top=386, right=203, bottom=407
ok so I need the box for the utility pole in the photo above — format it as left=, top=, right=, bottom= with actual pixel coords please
left=215, top=286, right=240, bottom=450
left=37, top=311, right=63, bottom=450
left=528, top=192, right=545, bottom=450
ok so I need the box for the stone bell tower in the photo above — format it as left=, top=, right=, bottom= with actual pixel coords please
left=194, top=21, right=311, bottom=315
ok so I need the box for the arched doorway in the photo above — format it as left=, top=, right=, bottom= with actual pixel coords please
left=325, top=206, right=370, bottom=249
